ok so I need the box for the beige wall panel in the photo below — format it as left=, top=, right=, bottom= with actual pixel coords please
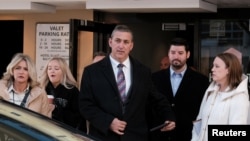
left=78, top=31, right=94, bottom=85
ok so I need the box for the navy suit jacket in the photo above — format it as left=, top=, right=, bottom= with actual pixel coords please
left=79, top=56, right=175, bottom=141
left=150, top=67, right=209, bottom=141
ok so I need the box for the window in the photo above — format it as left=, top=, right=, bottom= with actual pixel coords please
left=200, top=19, right=250, bottom=81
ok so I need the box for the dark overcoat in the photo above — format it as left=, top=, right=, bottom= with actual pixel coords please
left=79, top=56, right=175, bottom=141
left=150, top=68, right=209, bottom=141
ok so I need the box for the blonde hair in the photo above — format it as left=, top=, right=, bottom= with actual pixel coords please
left=2, top=53, right=39, bottom=88
left=40, top=57, right=77, bottom=89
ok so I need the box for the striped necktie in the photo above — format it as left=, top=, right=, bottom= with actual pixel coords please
left=117, top=64, right=126, bottom=102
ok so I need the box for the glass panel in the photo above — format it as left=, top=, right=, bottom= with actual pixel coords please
left=200, top=19, right=250, bottom=82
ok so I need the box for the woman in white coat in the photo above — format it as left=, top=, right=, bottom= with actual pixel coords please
left=191, top=52, right=249, bottom=141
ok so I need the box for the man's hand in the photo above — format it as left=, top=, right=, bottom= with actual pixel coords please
left=160, top=121, right=175, bottom=131
left=110, top=118, right=127, bottom=135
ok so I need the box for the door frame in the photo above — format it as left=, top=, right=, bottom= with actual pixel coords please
left=69, top=19, right=116, bottom=79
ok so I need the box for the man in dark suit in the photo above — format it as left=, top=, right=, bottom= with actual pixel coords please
left=79, top=25, right=176, bottom=141
left=150, top=38, right=209, bottom=141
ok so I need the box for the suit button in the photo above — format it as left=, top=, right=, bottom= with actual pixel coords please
left=171, top=104, right=175, bottom=107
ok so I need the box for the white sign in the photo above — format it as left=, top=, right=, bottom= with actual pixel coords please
left=36, top=23, right=69, bottom=78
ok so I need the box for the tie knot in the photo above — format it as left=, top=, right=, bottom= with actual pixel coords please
left=118, top=64, right=124, bottom=68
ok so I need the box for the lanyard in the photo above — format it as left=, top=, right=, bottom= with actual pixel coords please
left=19, top=88, right=31, bottom=107
left=12, top=88, right=30, bottom=107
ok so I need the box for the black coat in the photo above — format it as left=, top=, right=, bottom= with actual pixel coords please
left=150, top=68, right=209, bottom=141
left=79, top=56, right=175, bottom=141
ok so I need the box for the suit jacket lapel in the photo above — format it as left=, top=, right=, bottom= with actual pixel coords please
left=175, top=68, right=190, bottom=97
left=126, top=59, right=135, bottom=102
left=100, top=57, right=120, bottom=95
left=165, top=68, right=174, bottom=98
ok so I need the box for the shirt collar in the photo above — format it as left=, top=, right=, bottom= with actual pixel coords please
left=109, top=55, right=130, bottom=68
left=8, top=84, right=30, bottom=94
left=170, top=65, right=187, bottom=76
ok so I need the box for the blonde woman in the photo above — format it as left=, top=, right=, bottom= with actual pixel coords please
left=0, top=53, right=52, bottom=117
left=40, top=57, right=85, bottom=132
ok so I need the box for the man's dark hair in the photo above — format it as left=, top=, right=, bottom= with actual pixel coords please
left=170, top=38, right=190, bottom=52
left=111, top=25, right=134, bottom=41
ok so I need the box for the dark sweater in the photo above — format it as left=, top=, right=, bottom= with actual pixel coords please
left=46, top=82, right=86, bottom=132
